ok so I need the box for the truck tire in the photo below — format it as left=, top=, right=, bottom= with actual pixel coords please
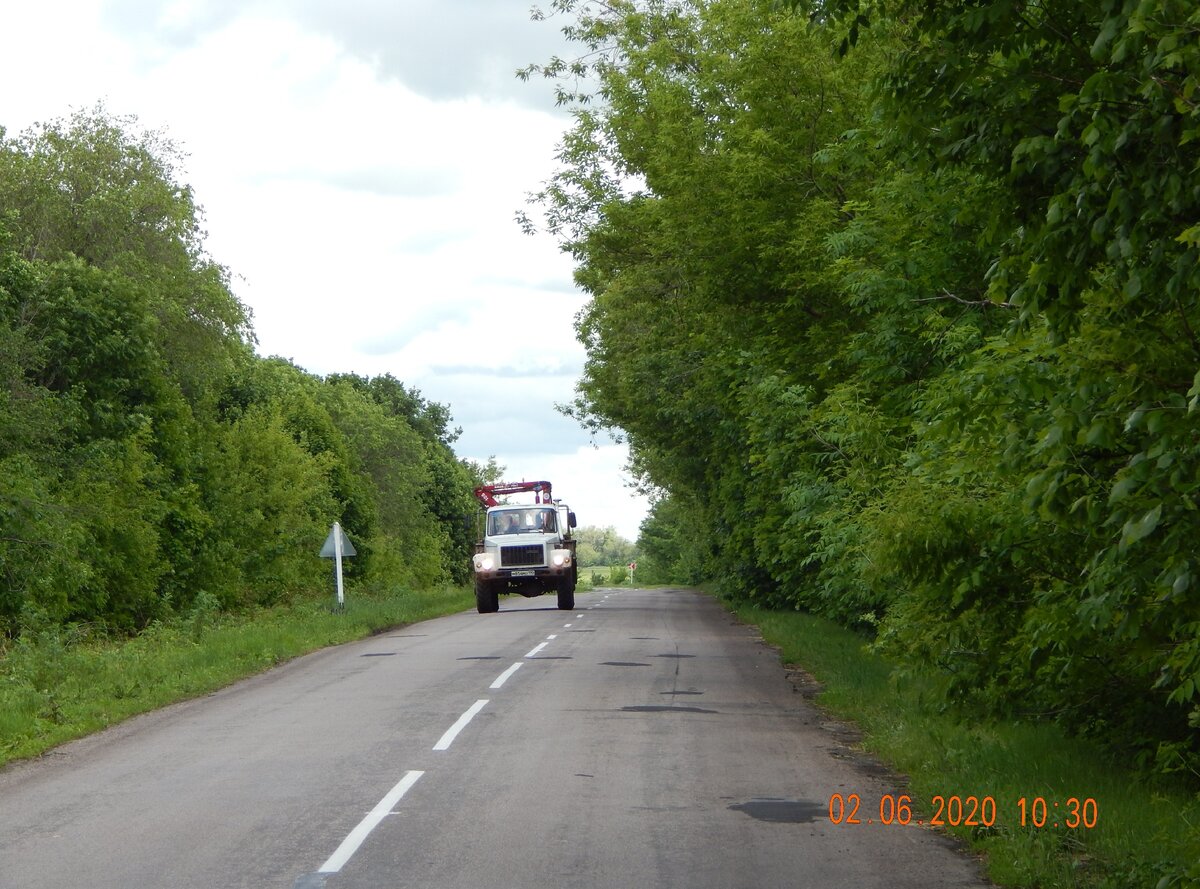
left=475, top=577, right=499, bottom=613
left=556, top=575, right=575, bottom=611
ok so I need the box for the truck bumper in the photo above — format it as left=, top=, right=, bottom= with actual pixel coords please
left=472, top=549, right=573, bottom=579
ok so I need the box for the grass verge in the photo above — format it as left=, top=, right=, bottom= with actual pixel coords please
left=732, top=602, right=1200, bottom=889
left=0, top=585, right=474, bottom=769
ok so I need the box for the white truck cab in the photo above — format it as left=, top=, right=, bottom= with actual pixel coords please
left=471, top=485, right=577, bottom=613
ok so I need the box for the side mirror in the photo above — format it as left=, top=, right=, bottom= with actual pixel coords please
left=568, top=512, right=577, bottom=529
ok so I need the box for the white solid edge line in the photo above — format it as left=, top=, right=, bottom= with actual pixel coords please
left=525, top=642, right=548, bottom=658
left=433, top=699, right=489, bottom=751
left=319, top=770, right=424, bottom=874
left=490, top=662, right=522, bottom=689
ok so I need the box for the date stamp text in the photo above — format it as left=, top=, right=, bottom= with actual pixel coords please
left=828, top=793, right=1099, bottom=829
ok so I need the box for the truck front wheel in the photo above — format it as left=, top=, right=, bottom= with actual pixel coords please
left=556, top=575, right=575, bottom=611
left=475, top=577, right=500, bottom=613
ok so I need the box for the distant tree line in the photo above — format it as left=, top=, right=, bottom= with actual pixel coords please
left=573, top=525, right=637, bottom=568
left=527, top=0, right=1200, bottom=777
left=0, top=108, right=483, bottom=637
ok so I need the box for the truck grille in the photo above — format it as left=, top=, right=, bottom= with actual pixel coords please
left=501, top=544, right=545, bottom=567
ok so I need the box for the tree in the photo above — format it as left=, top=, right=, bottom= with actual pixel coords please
left=634, top=495, right=708, bottom=585
left=0, top=105, right=249, bottom=398
left=574, top=525, right=637, bottom=568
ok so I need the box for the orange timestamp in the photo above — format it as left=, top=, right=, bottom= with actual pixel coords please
left=828, top=793, right=1099, bottom=829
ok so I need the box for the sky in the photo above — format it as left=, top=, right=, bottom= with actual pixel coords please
left=0, top=0, right=652, bottom=540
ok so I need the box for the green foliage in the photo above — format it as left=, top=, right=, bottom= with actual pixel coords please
left=322, top=372, right=481, bottom=585
left=848, top=0, right=1200, bottom=773
left=531, top=0, right=1200, bottom=779
left=202, top=403, right=336, bottom=607
left=0, top=105, right=249, bottom=397
left=574, top=524, right=637, bottom=567
left=633, top=494, right=709, bottom=585
left=0, top=108, right=478, bottom=644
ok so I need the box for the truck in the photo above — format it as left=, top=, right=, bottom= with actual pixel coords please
left=470, top=480, right=578, bottom=613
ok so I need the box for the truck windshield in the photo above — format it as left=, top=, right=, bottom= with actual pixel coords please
left=488, top=509, right=556, bottom=535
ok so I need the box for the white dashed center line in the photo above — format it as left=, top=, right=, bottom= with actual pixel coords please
left=490, top=663, right=522, bottom=689
left=433, top=699, right=488, bottom=751
left=311, top=602, right=604, bottom=881
left=318, top=770, right=424, bottom=874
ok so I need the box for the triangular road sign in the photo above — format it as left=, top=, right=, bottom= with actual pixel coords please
left=319, top=524, right=356, bottom=558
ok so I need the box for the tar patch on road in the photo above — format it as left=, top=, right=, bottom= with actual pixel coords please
left=729, top=798, right=824, bottom=823
left=457, top=656, right=503, bottom=660
left=653, top=653, right=695, bottom=658
left=360, top=652, right=397, bottom=657
left=602, top=661, right=650, bottom=667
left=621, top=705, right=717, bottom=714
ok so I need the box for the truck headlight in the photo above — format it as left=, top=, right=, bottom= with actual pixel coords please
left=550, top=550, right=572, bottom=568
left=474, top=553, right=495, bottom=572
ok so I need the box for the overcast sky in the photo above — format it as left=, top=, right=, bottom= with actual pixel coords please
left=1, top=0, right=651, bottom=540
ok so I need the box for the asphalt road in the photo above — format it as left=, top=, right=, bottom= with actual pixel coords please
left=0, top=587, right=992, bottom=889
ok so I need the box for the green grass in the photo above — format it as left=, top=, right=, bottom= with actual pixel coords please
left=732, top=603, right=1200, bottom=889
left=0, top=585, right=474, bottom=768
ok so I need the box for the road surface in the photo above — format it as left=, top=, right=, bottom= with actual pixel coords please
left=0, top=587, right=991, bottom=888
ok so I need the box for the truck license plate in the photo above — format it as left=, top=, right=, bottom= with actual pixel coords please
left=511, top=569, right=535, bottom=577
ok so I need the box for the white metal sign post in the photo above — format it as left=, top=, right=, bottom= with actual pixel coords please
left=319, top=522, right=357, bottom=611
left=334, top=524, right=345, bottom=607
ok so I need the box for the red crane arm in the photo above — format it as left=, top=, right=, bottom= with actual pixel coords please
left=473, top=480, right=553, bottom=508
